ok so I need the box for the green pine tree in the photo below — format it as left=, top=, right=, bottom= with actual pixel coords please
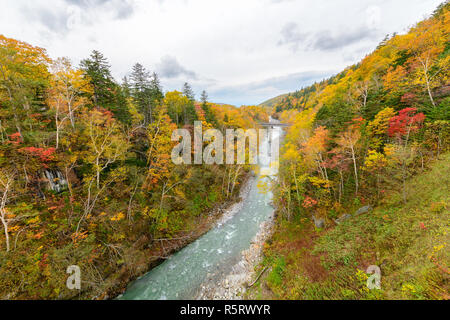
left=80, top=50, right=130, bottom=123
left=182, top=82, right=198, bottom=125
left=200, top=90, right=218, bottom=127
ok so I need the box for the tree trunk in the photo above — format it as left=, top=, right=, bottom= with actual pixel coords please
left=402, top=161, right=407, bottom=204
left=0, top=176, right=12, bottom=252
left=421, top=58, right=437, bottom=108
left=351, top=146, right=359, bottom=195
left=68, top=100, right=75, bottom=128
left=0, top=120, right=4, bottom=143
left=293, top=170, right=302, bottom=206
left=55, top=115, right=60, bottom=150
left=0, top=215, right=9, bottom=252
left=230, top=165, right=242, bottom=196
left=96, top=158, right=100, bottom=189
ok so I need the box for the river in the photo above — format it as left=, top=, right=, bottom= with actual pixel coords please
left=118, top=119, right=282, bottom=300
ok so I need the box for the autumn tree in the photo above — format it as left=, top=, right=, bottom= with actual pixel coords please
left=164, top=91, right=190, bottom=126
left=302, top=126, right=330, bottom=184
left=382, top=9, right=449, bottom=114
left=406, top=17, right=449, bottom=108
left=144, top=107, right=177, bottom=190
left=387, top=108, right=426, bottom=203
left=388, top=108, right=426, bottom=146
left=367, top=107, right=396, bottom=150
left=70, top=108, right=130, bottom=233
left=81, top=108, right=129, bottom=189
left=326, top=153, right=350, bottom=204
left=143, top=107, right=182, bottom=230
left=48, top=58, right=92, bottom=149
left=353, top=80, right=371, bottom=114
left=335, top=118, right=364, bottom=195
left=363, top=150, right=388, bottom=200
left=275, top=109, right=315, bottom=217
left=0, top=35, right=51, bottom=137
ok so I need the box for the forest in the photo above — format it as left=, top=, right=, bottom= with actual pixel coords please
left=0, top=0, right=449, bottom=301
left=0, top=35, right=269, bottom=299
left=247, top=2, right=449, bottom=300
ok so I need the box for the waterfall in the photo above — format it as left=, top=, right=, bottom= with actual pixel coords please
left=44, top=169, right=68, bottom=193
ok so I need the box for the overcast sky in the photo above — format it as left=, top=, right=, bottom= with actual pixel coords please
left=0, top=0, right=444, bottom=106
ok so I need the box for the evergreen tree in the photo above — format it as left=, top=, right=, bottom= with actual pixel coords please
left=183, top=82, right=195, bottom=101
left=130, top=63, right=152, bottom=125
left=201, top=90, right=208, bottom=105
left=149, top=72, right=164, bottom=107
left=80, top=50, right=130, bottom=123
left=200, top=90, right=218, bottom=126
left=182, top=82, right=197, bottom=125
left=122, top=76, right=131, bottom=98
left=129, top=65, right=164, bottom=126
left=80, top=50, right=115, bottom=108
left=114, top=84, right=132, bottom=125
left=149, top=72, right=164, bottom=123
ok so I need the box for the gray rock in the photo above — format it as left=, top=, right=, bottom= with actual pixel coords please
left=315, top=219, right=325, bottom=228
left=312, top=215, right=325, bottom=229
left=334, top=214, right=352, bottom=225
left=355, top=205, right=372, bottom=216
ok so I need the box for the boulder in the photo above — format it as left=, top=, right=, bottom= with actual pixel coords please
left=355, top=205, right=372, bottom=216
left=315, top=219, right=325, bottom=229
left=333, top=206, right=373, bottom=225
left=312, top=215, right=325, bottom=229
left=334, top=214, right=352, bottom=225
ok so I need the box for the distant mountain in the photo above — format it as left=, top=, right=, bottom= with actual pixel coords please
left=259, top=93, right=289, bottom=108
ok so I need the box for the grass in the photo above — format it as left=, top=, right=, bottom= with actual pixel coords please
left=247, top=153, right=449, bottom=300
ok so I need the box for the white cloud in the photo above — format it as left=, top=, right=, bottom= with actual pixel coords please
left=0, top=0, right=443, bottom=105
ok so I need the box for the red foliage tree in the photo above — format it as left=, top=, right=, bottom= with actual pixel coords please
left=18, top=147, right=56, bottom=162
left=7, top=132, right=22, bottom=145
left=388, top=108, right=425, bottom=141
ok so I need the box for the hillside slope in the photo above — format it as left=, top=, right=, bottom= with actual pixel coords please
left=259, top=94, right=289, bottom=108
left=248, top=152, right=449, bottom=300
left=246, top=1, right=449, bottom=301
left=269, top=2, right=449, bottom=118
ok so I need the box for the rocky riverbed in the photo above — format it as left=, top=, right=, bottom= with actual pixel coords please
left=196, top=210, right=275, bottom=300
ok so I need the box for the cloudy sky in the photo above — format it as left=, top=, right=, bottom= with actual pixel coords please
left=0, top=0, right=443, bottom=106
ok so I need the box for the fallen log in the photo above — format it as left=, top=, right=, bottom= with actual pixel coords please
left=247, top=266, right=269, bottom=288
